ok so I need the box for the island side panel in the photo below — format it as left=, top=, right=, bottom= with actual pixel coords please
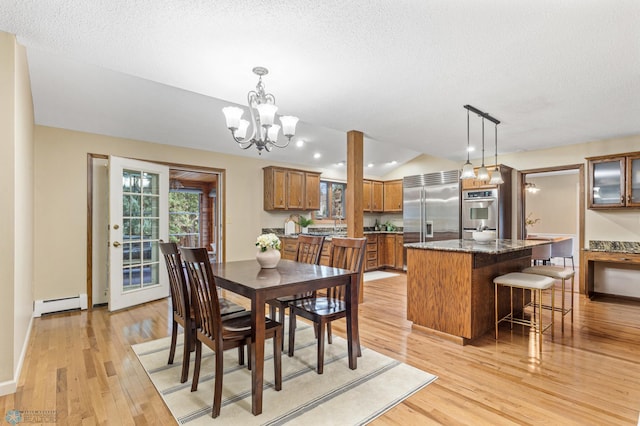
left=470, top=251, right=532, bottom=339
left=407, top=248, right=473, bottom=338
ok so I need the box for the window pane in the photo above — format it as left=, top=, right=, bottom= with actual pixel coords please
left=143, top=172, right=159, bottom=195
left=169, top=191, right=201, bottom=247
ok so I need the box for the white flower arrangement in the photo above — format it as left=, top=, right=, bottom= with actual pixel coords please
left=256, top=233, right=281, bottom=252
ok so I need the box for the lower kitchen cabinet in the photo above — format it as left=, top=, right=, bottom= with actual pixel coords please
left=366, top=234, right=378, bottom=271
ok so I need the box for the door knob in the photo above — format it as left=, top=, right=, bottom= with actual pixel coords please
left=113, top=241, right=121, bottom=247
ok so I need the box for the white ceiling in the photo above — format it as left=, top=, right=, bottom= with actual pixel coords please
left=2, top=1, right=639, bottom=177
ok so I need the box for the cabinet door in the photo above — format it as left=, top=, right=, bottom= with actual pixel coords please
left=287, top=170, right=304, bottom=209
left=588, top=157, right=625, bottom=208
left=383, top=180, right=403, bottom=212
left=626, top=155, right=640, bottom=207
left=384, top=234, right=396, bottom=267
left=372, top=181, right=384, bottom=212
left=395, top=235, right=404, bottom=269
left=305, top=172, right=321, bottom=210
left=363, top=180, right=372, bottom=211
left=264, top=167, right=287, bottom=210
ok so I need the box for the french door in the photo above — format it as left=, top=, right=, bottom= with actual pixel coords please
left=108, top=156, right=169, bottom=311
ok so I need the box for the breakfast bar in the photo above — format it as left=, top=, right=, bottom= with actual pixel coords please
left=405, top=239, right=546, bottom=344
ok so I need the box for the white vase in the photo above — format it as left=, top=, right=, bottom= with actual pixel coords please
left=256, top=248, right=281, bottom=268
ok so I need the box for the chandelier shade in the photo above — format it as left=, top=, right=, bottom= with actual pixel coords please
left=460, top=108, right=477, bottom=179
left=221, top=67, right=298, bottom=154
left=489, top=123, right=504, bottom=184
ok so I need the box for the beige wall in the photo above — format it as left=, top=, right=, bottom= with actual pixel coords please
left=34, top=126, right=290, bottom=301
left=0, top=32, right=35, bottom=392
left=525, top=173, right=579, bottom=235
left=383, top=135, right=640, bottom=248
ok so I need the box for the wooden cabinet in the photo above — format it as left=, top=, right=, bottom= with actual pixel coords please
left=263, top=166, right=321, bottom=211
left=383, top=234, right=396, bottom=267
left=383, top=180, right=403, bottom=212
left=363, top=180, right=383, bottom=212
left=394, top=235, right=404, bottom=269
left=304, top=172, right=321, bottom=210
left=365, top=234, right=378, bottom=271
left=280, top=237, right=298, bottom=260
left=587, top=152, right=640, bottom=209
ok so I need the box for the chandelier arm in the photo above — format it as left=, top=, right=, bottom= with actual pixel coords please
left=267, top=137, right=291, bottom=149
left=245, top=91, right=259, bottom=142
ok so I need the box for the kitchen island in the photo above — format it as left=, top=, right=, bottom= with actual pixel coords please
left=405, top=239, right=546, bottom=345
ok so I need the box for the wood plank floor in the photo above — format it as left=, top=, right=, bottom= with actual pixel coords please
left=2, top=272, right=640, bottom=425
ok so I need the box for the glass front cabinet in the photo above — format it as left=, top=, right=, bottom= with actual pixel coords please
left=587, top=152, right=640, bottom=209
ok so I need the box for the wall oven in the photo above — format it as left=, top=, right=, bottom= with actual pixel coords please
left=462, top=188, right=499, bottom=239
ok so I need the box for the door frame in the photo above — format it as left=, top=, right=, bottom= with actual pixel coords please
left=518, top=163, right=585, bottom=292
left=86, top=153, right=227, bottom=309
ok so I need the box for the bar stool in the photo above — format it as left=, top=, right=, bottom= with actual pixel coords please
left=522, top=265, right=575, bottom=331
left=494, top=272, right=555, bottom=353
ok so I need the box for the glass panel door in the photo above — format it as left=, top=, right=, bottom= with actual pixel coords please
left=591, top=159, right=623, bottom=206
left=628, top=156, right=640, bottom=206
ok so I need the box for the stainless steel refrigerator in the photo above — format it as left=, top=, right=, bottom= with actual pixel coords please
left=402, top=170, right=461, bottom=268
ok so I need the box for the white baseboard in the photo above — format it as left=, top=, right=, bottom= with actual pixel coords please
left=33, top=293, right=88, bottom=317
left=0, top=316, right=33, bottom=396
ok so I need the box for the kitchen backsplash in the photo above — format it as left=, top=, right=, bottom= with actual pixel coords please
left=262, top=226, right=404, bottom=235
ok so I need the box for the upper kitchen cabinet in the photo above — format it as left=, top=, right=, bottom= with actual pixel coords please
left=587, top=152, right=640, bottom=209
left=383, top=179, right=403, bottom=212
left=263, top=166, right=321, bottom=211
left=363, top=180, right=384, bottom=212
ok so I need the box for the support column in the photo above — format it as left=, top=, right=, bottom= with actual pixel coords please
left=346, top=130, right=364, bottom=303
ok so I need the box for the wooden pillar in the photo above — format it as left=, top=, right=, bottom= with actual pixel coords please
left=346, top=130, right=364, bottom=239
left=346, top=130, right=364, bottom=303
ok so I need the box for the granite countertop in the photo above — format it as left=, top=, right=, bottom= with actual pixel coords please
left=404, top=239, right=548, bottom=255
left=584, top=240, right=640, bottom=254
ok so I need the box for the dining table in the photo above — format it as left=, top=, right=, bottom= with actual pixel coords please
left=210, top=258, right=360, bottom=415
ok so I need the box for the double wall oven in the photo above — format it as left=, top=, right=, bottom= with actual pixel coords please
left=462, top=188, right=499, bottom=239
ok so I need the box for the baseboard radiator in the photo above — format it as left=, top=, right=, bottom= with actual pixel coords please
left=33, top=294, right=88, bottom=317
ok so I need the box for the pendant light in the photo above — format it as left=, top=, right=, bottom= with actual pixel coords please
left=460, top=108, right=476, bottom=179
left=476, top=118, right=490, bottom=181
left=489, top=123, right=504, bottom=184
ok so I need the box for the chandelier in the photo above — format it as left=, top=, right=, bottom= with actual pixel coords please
left=222, top=67, right=299, bottom=154
left=460, top=105, right=503, bottom=184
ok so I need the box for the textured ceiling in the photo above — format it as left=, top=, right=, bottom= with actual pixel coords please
left=1, top=1, right=639, bottom=177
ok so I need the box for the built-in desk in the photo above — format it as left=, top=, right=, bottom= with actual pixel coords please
left=581, top=250, right=640, bottom=298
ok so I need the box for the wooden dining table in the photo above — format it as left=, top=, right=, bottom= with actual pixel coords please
left=210, top=259, right=360, bottom=415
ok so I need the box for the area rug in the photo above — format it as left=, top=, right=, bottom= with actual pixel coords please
left=363, top=271, right=400, bottom=282
left=132, top=323, right=436, bottom=425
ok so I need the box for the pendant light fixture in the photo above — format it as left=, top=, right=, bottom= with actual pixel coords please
left=476, top=117, right=490, bottom=181
left=460, top=108, right=476, bottom=179
left=489, top=122, right=504, bottom=184
left=462, top=104, right=502, bottom=184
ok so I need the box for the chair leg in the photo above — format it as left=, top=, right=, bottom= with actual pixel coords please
left=327, top=322, right=332, bottom=344
left=168, top=320, right=178, bottom=365
left=180, top=325, right=191, bottom=383
left=211, top=347, right=224, bottom=418
left=288, top=312, right=296, bottom=357
left=273, top=328, right=282, bottom=391
left=237, top=345, right=245, bottom=366
left=191, top=340, right=202, bottom=392
left=270, top=304, right=276, bottom=322
left=317, top=321, right=326, bottom=374
left=246, top=337, right=252, bottom=370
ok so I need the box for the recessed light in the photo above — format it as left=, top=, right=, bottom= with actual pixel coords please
left=296, top=140, right=304, bottom=147
left=390, top=160, right=397, bottom=165
left=336, top=161, right=345, bottom=166
left=367, top=163, right=374, bottom=168
left=467, top=146, right=475, bottom=152
left=313, top=153, right=321, bottom=159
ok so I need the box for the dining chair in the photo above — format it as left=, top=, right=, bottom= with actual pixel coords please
left=287, top=237, right=366, bottom=374
left=180, top=247, right=283, bottom=418
left=267, top=234, right=325, bottom=348
left=531, top=242, right=552, bottom=266
left=551, top=237, right=575, bottom=270
left=160, top=243, right=245, bottom=384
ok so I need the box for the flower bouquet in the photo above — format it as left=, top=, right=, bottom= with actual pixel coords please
left=255, top=233, right=281, bottom=252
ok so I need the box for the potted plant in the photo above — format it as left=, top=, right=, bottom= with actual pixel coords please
left=296, top=216, right=314, bottom=234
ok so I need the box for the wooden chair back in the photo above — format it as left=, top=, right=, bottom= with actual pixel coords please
left=327, top=237, right=366, bottom=300
left=160, top=242, right=190, bottom=321
left=296, top=234, right=325, bottom=264
left=180, top=247, right=223, bottom=342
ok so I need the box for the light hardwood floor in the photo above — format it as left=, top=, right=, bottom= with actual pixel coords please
left=2, top=272, right=640, bottom=425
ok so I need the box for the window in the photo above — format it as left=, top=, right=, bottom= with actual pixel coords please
left=316, top=180, right=346, bottom=220
left=169, top=190, right=201, bottom=246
